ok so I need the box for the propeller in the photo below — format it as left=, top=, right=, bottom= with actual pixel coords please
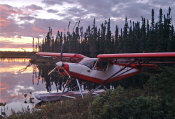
left=48, top=66, right=57, bottom=75
left=47, top=33, right=84, bottom=99
left=48, top=35, right=72, bottom=90
left=48, top=36, right=64, bottom=76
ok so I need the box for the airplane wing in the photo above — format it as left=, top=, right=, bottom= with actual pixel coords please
left=96, top=52, right=175, bottom=84
left=98, top=52, right=175, bottom=64
left=36, top=52, right=88, bottom=63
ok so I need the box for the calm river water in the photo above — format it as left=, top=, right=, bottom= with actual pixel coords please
left=0, top=58, right=58, bottom=116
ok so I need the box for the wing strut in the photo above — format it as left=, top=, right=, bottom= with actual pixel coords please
left=115, top=67, right=135, bottom=78
left=107, top=60, right=136, bottom=80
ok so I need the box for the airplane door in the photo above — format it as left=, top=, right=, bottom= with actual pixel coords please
left=89, top=60, right=109, bottom=80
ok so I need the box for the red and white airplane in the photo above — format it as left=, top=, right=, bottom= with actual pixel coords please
left=37, top=52, right=175, bottom=84
left=36, top=52, right=175, bottom=100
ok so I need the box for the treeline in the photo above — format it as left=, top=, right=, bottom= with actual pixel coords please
left=39, top=7, right=175, bottom=57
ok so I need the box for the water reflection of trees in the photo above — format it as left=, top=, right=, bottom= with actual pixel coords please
left=31, top=59, right=75, bottom=92
left=31, top=61, right=55, bottom=92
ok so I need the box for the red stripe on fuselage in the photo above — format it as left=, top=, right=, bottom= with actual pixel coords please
left=69, top=71, right=104, bottom=84
left=61, top=62, right=141, bottom=84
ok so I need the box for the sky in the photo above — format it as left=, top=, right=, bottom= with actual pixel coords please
left=0, top=0, right=175, bottom=51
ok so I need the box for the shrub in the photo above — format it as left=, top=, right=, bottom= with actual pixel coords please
left=89, top=85, right=175, bottom=119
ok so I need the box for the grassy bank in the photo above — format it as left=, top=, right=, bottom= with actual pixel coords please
left=8, top=95, right=93, bottom=119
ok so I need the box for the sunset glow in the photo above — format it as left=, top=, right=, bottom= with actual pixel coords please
left=0, top=36, right=40, bottom=52
left=0, top=48, right=33, bottom=52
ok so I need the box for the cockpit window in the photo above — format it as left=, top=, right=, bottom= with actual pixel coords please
left=95, top=60, right=108, bottom=71
left=79, top=59, right=97, bottom=69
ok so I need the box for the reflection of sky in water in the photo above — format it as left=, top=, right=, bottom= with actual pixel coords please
left=0, top=58, right=57, bottom=115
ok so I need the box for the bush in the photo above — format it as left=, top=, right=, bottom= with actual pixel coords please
left=89, top=85, right=175, bottom=119
left=144, top=67, right=175, bottom=98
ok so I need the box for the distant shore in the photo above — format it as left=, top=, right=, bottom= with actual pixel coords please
left=0, top=51, right=36, bottom=58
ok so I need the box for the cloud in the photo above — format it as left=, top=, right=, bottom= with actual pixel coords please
left=66, top=7, right=87, bottom=17
left=0, top=18, right=11, bottom=26
left=0, top=4, right=21, bottom=21
left=151, top=0, right=174, bottom=7
left=0, top=0, right=174, bottom=39
left=18, top=22, right=46, bottom=37
left=33, top=18, right=71, bottom=34
left=42, top=0, right=74, bottom=5
left=113, top=2, right=152, bottom=20
left=0, top=4, right=27, bottom=37
left=47, top=9, right=58, bottom=13
left=0, top=21, right=20, bottom=37
left=33, top=26, right=46, bottom=33
left=0, top=83, right=9, bottom=91
left=19, top=16, right=35, bottom=21
left=0, top=4, right=22, bottom=15
left=26, top=4, right=43, bottom=10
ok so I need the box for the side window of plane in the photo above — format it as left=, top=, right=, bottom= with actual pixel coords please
left=80, top=59, right=97, bottom=69
left=95, top=60, right=108, bottom=71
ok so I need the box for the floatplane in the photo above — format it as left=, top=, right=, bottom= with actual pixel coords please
left=35, top=46, right=175, bottom=101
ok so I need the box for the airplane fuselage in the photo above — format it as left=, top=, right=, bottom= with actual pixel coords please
left=57, top=58, right=140, bottom=84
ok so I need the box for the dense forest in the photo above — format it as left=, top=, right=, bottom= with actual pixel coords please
left=32, top=7, right=175, bottom=92
left=38, top=7, right=175, bottom=57
left=33, top=7, right=175, bottom=91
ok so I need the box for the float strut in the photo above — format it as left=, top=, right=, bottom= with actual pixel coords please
left=76, top=79, right=84, bottom=99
